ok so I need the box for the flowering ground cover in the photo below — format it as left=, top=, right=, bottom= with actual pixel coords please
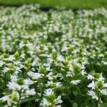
left=0, top=4, right=107, bottom=107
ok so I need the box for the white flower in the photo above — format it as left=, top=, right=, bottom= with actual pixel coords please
left=11, top=75, right=18, bottom=82
left=0, top=96, right=9, bottom=102
left=26, top=89, right=36, bottom=96
left=40, top=98, right=51, bottom=106
left=56, top=73, right=63, bottom=80
left=56, top=82, right=62, bottom=87
left=3, top=67, right=9, bottom=73
left=87, top=74, right=94, bottom=80
left=43, top=63, right=50, bottom=67
left=20, top=53, right=25, bottom=58
left=44, top=89, right=54, bottom=96
left=28, top=72, right=41, bottom=80
left=32, top=60, right=37, bottom=66
left=61, top=47, right=68, bottom=52
left=103, top=83, right=107, bottom=88
left=66, top=71, right=73, bottom=77
left=46, top=81, right=54, bottom=87
left=88, top=81, right=96, bottom=90
left=0, top=95, right=13, bottom=106
left=88, top=90, right=98, bottom=100
left=27, top=43, right=33, bottom=49
left=8, top=55, right=15, bottom=61
left=19, top=42, right=24, bottom=48
left=24, top=79, right=33, bottom=85
left=55, top=96, right=63, bottom=104
left=0, top=60, right=4, bottom=67
left=72, top=59, right=78, bottom=65
left=22, top=84, right=29, bottom=90
left=1, top=36, right=6, bottom=49
left=56, top=105, right=61, bottom=107
left=98, top=74, right=105, bottom=81
left=7, top=81, right=21, bottom=90
left=102, top=61, right=107, bottom=65
left=101, top=89, right=107, bottom=95
left=81, top=70, right=87, bottom=75
left=71, top=80, right=81, bottom=85
left=47, top=72, right=54, bottom=80
left=57, top=54, right=64, bottom=62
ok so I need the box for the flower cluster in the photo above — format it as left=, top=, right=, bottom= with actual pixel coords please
left=0, top=4, right=107, bottom=107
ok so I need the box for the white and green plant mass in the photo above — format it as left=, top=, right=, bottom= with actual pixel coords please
left=0, top=4, right=107, bottom=107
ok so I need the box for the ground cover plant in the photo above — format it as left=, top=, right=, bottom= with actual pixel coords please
left=0, top=4, right=107, bottom=107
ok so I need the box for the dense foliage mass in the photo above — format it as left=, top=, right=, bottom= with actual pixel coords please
left=0, top=0, right=107, bottom=9
left=0, top=4, right=107, bottom=107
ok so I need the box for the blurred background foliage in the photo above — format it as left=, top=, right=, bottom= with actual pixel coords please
left=0, top=0, right=107, bottom=9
